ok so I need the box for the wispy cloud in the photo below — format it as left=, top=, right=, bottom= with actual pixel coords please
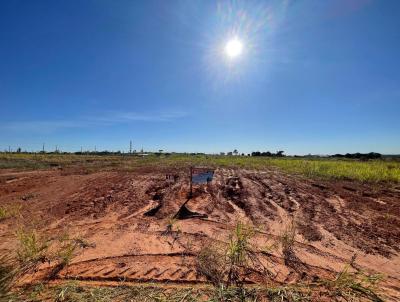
left=0, top=110, right=188, bottom=133
left=90, top=111, right=188, bottom=123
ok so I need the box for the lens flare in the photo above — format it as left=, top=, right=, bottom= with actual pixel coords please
left=202, top=0, right=289, bottom=86
left=225, top=38, right=243, bottom=58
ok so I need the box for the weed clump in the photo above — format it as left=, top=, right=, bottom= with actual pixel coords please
left=321, top=263, right=384, bottom=302
left=226, top=221, right=255, bottom=286
left=197, top=244, right=227, bottom=286
left=0, top=255, right=19, bottom=300
left=14, top=228, right=92, bottom=284
left=280, top=220, right=302, bottom=270
left=196, top=220, right=263, bottom=299
left=163, top=217, right=180, bottom=235
left=16, top=228, right=49, bottom=265
left=0, top=205, right=21, bottom=221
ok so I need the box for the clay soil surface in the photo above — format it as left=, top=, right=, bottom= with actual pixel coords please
left=1, top=167, right=399, bottom=300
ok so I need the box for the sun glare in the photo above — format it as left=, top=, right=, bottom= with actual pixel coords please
left=225, top=38, right=243, bottom=58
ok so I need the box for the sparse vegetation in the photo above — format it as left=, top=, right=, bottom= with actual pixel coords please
left=24, top=282, right=204, bottom=302
left=16, top=228, right=49, bottom=265
left=0, top=229, right=95, bottom=301
left=197, top=244, right=227, bottom=286
left=1, top=153, right=399, bottom=182
left=280, top=220, right=300, bottom=269
left=195, top=220, right=385, bottom=302
left=320, top=263, right=384, bottom=302
left=15, top=228, right=86, bottom=280
left=265, top=158, right=400, bottom=183
left=0, top=205, right=21, bottom=220
left=0, top=155, right=394, bottom=301
left=226, top=221, right=255, bottom=286
left=72, top=237, right=96, bottom=249
left=164, top=217, right=180, bottom=234
left=3, top=215, right=386, bottom=301
left=197, top=221, right=259, bottom=293
left=0, top=255, right=19, bottom=300
left=280, top=221, right=296, bottom=252
left=11, top=279, right=384, bottom=301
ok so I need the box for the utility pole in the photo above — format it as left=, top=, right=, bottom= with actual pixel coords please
left=55, top=145, right=58, bottom=152
left=94, top=145, right=97, bottom=152
left=42, top=143, right=45, bottom=153
left=8, top=146, right=11, bottom=153
left=130, top=140, right=132, bottom=154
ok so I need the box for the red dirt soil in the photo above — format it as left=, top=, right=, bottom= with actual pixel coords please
left=0, top=168, right=399, bottom=300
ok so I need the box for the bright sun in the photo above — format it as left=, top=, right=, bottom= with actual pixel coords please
left=225, top=38, right=243, bottom=58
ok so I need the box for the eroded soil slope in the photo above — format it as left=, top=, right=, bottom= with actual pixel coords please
left=0, top=167, right=399, bottom=300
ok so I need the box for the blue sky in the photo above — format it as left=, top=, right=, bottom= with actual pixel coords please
left=1, top=0, right=399, bottom=155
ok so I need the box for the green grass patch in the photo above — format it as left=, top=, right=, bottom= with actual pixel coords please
left=1, top=153, right=399, bottom=183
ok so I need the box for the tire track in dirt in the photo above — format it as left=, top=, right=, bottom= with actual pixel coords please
left=58, top=254, right=203, bottom=283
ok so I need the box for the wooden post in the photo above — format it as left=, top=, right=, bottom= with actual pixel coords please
left=189, top=166, right=193, bottom=198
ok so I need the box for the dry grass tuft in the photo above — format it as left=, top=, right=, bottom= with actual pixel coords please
left=196, top=221, right=261, bottom=291
left=0, top=255, right=19, bottom=300
left=0, top=205, right=21, bottom=221
left=321, top=263, right=384, bottom=302
left=16, top=228, right=50, bottom=265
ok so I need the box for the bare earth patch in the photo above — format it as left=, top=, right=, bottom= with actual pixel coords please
left=0, top=167, right=399, bottom=300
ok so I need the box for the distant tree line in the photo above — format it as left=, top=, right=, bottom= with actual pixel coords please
left=330, top=152, right=382, bottom=160
left=251, top=151, right=285, bottom=157
left=74, top=151, right=123, bottom=155
left=1, top=149, right=390, bottom=160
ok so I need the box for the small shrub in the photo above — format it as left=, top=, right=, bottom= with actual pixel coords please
left=16, top=229, right=49, bottom=264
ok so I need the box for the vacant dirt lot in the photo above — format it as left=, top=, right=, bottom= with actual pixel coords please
left=0, top=166, right=399, bottom=300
